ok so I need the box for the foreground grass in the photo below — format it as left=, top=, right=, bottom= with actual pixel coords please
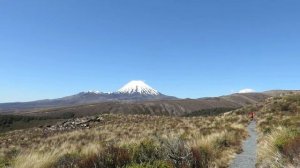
left=0, top=113, right=249, bottom=168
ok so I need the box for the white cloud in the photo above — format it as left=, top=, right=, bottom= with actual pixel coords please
left=238, top=88, right=256, bottom=93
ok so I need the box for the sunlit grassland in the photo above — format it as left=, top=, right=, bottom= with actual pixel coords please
left=0, top=113, right=249, bottom=168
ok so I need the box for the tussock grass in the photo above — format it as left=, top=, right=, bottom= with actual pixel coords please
left=255, top=94, right=300, bottom=168
left=258, top=127, right=300, bottom=168
left=0, top=113, right=248, bottom=168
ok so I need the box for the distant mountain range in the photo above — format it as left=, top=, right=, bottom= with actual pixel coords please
left=0, top=80, right=176, bottom=113
left=0, top=80, right=299, bottom=116
left=18, top=92, right=270, bottom=117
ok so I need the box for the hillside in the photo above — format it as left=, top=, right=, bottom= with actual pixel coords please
left=229, top=93, right=300, bottom=167
left=2, top=89, right=299, bottom=116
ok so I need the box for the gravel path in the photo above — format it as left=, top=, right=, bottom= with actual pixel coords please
left=230, top=121, right=257, bottom=168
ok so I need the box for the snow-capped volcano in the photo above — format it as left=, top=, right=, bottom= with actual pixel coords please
left=117, top=80, right=160, bottom=95
left=0, top=81, right=178, bottom=112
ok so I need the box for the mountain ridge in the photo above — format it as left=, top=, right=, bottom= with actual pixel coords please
left=1, top=80, right=299, bottom=115
left=0, top=80, right=177, bottom=113
left=0, top=92, right=274, bottom=116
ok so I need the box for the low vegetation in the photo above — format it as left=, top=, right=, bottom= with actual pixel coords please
left=0, top=113, right=249, bottom=168
left=232, top=93, right=300, bottom=167
left=2, top=93, right=298, bottom=167
left=184, top=108, right=237, bottom=117
left=0, top=112, right=76, bottom=133
left=0, top=115, right=57, bottom=133
left=255, top=94, right=300, bottom=168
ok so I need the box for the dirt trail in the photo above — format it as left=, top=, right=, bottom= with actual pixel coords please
left=230, top=121, right=257, bottom=168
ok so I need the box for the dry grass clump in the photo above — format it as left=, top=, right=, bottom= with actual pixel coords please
left=0, top=113, right=248, bottom=168
left=188, top=127, right=246, bottom=167
left=13, top=142, right=103, bottom=168
left=258, top=127, right=300, bottom=168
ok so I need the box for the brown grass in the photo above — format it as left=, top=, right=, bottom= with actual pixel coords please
left=254, top=94, right=300, bottom=168
left=0, top=113, right=249, bottom=168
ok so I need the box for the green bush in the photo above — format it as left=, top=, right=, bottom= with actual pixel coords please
left=263, top=127, right=271, bottom=134
left=274, top=129, right=299, bottom=152
left=126, top=160, right=172, bottom=168
left=129, top=139, right=164, bottom=164
left=0, top=157, right=10, bottom=168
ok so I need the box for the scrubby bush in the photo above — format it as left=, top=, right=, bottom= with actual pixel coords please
left=126, top=160, right=172, bottom=168
left=280, top=136, right=300, bottom=163
left=274, top=129, right=299, bottom=154
left=160, top=138, right=191, bottom=168
left=73, top=145, right=131, bottom=168
left=53, top=153, right=80, bottom=168
left=0, top=157, right=10, bottom=168
left=129, top=139, right=164, bottom=164
left=258, top=127, right=300, bottom=167
left=104, top=146, right=131, bottom=167
left=77, top=154, right=99, bottom=168
left=190, top=146, right=214, bottom=168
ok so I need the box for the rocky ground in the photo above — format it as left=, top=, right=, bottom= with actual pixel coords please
left=43, top=116, right=104, bottom=132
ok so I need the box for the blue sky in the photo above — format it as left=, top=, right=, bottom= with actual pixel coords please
left=1, top=0, right=300, bottom=102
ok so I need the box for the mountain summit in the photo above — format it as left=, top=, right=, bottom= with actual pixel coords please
left=117, top=80, right=159, bottom=95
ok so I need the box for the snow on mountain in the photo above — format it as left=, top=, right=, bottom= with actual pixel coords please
left=84, top=90, right=102, bottom=94
left=117, top=80, right=160, bottom=95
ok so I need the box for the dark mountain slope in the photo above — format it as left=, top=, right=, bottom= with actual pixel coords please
left=18, top=92, right=272, bottom=117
